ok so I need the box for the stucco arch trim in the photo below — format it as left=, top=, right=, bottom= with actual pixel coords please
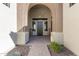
left=28, top=3, right=52, bottom=14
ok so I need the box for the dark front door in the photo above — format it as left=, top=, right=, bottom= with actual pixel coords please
left=37, top=21, right=43, bottom=36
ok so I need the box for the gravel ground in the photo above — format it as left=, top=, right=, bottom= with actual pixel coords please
left=48, top=46, right=76, bottom=56
left=7, top=45, right=30, bottom=56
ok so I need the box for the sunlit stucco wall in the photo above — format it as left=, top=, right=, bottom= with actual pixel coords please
left=0, top=3, right=16, bottom=56
left=63, top=3, right=79, bottom=55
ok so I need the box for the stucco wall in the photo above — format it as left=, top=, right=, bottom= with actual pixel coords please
left=28, top=4, right=51, bottom=35
left=17, top=3, right=29, bottom=32
left=17, top=3, right=63, bottom=32
left=17, top=32, right=29, bottom=45
left=17, top=3, right=29, bottom=44
left=17, top=3, right=63, bottom=44
left=28, top=3, right=63, bottom=32
left=51, top=32, right=63, bottom=44
left=63, top=3, right=79, bottom=55
left=0, top=3, right=16, bottom=56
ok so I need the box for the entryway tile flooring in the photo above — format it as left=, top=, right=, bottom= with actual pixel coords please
left=27, top=36, right=51, bottom=56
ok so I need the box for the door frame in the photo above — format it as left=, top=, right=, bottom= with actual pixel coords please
left=32, top=18, right=48, bottom=36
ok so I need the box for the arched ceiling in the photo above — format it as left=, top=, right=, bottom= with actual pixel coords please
left=28, top=3, right=58, bottom=13
left=29, top=4, right=51, bottom=13
left=27, top=3, right=63, bottom=17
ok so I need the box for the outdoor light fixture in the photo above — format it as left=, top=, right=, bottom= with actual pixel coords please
left=3, top=3, right=10, bottom=8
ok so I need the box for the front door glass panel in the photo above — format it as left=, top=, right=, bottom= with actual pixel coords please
left=37, top=21, right=43, bottom=36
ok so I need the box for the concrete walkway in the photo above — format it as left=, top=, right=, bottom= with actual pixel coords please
left=27, top=36, right=50, bottom=56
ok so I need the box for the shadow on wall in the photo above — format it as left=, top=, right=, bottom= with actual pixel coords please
left=9, top=31, right=17, bottom=45
left=18, top=26, right=31, bottom=36
left=9, top=26, right=29, bottom=45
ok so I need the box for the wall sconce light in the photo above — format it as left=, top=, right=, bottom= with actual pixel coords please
left=3, top=3, right=10, bottom=8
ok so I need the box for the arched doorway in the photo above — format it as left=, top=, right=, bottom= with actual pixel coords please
left=28, top=4, right=52, bottom=36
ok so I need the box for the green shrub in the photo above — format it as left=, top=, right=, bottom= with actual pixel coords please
left=49, top=42, right=63, bottom=53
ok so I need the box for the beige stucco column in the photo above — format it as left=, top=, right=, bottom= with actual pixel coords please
left=51, top=4, right=63, bottom=44
left=51, top=4, right=63, bottom=32
left=17, top=3, right=29, bottom=45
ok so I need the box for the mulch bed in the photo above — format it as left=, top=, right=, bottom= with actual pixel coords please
left=47, top=45, right=76, bottom=56
left=7, top=45, right=30, bottom=56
